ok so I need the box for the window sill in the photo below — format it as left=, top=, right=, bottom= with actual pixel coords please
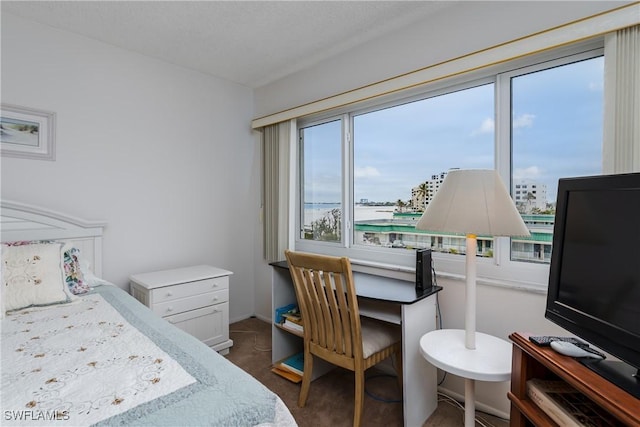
left=350, top=257, right=547, bottom=295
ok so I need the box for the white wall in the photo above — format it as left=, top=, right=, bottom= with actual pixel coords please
left=251, top=1, right=629, bottom=418
left=1, top=13, right=259, bottom=322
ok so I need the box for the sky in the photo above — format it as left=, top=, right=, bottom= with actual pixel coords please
left=303, top=55, right=603, bottom=206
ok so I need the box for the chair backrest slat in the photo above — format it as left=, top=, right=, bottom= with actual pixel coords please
left=334, top=273, right=353, bottom=356
left=324, top=272, right=343, bottom=354
left=313, top=269, right=331, bottom=347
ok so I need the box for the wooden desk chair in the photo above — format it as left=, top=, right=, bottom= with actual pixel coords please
left=284, top=250, right=402, bottom=427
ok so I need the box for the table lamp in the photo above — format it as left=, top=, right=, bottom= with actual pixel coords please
left=416, top=169, right=530, bottom=426
left=416, top=169, right=530, bottom=348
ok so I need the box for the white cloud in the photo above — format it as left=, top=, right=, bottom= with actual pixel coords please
left=513, top=166, right=542, bottom=181
left=354, top=166, right=381, bottom=178
left=471, top=117, right=494, bottom=136
left=513, top=113, right=535, bottom=129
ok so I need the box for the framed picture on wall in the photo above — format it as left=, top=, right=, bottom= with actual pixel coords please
left=1, top=104, right=56, bottom=160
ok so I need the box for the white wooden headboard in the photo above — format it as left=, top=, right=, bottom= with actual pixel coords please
left=1, top=200, right=107, bottom=276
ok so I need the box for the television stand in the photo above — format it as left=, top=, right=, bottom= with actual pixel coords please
left=580, top=358, right=640, bottom=399
left=508, top=332, right=640, bottom=426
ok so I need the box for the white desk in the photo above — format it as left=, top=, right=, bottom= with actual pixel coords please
left=419, top=329, right=512, bottom=427
left=271, top=262, right=443, bottom=427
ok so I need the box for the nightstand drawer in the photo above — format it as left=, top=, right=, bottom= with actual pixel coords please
left=152, top=288, right=229, bottom=317
left=165, top=303, right=229, bottom=347
left=151, top=277, right=229, bottom=304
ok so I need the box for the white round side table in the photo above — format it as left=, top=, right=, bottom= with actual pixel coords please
left=420, top=329, right=512, bottom=427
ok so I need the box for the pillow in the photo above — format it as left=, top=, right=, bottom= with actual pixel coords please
left=60, top=243, right=109, bottom=288
left=2, top=242, right=76, bottom=312
left=4, top=241, right=94, bottom=295
left=63, top=246, right=90, bottom=295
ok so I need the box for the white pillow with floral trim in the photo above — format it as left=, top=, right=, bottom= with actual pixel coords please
left=2, top=242, right=76, bottom=312
left=62, top=245, right=90, bottom=295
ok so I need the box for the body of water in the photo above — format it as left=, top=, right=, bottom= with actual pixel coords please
left=303, top=204, right=394, bottom=226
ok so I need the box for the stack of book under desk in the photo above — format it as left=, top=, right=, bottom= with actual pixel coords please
left=280, top=311, right=303, bottom=334
left=274, top=304, right=304, bottom=336
left=272, top=352, right=304, bottom=383
left=272, top=304, right=305, bottom=382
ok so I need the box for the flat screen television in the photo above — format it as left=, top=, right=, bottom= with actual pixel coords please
left=545, top=172, right=640, bottom=398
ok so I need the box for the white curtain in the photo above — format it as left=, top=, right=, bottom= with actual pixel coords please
left=262, top=121, right=293, bottom=262
left=604, top=24, right=640, bottom=173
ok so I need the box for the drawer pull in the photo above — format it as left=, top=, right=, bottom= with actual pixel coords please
left=166, top=292, right=173, bottom=297
left=167, top=307, right=174, bottom=312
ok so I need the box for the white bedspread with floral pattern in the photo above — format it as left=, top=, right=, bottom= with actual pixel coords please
left=1, top=293, right=197, bottom=426
left=2, top=285, right=297, bottom=427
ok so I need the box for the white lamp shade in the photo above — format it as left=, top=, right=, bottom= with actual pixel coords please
left=415, top=169, right=530, bottom=237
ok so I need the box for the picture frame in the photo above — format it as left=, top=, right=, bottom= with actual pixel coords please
left=1, top=104, right=56, bottom=160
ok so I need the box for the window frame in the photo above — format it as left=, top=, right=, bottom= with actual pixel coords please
left=295, top=41, right=605, bottom=292
left=298, top=117, right=346, bottom=244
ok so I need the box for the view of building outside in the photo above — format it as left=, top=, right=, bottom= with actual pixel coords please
left=509, top=56, right=603, bottom=262
left=301, top=55, right=603, bottom=264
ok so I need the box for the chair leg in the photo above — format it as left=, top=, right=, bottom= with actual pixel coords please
left=298, top=351, right=313, bottom=407
left=353, top=367, right=365, bottom=427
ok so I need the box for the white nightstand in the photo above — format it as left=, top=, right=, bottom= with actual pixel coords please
left=130, top=265, right=234, bottom=355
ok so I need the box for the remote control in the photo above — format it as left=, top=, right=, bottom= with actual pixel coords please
left=529, top=335, right=585, bottom=347
left=550, top=341, right=605, bottom=359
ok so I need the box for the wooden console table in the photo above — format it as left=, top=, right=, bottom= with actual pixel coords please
left=508, top=332, right=640, bottom=426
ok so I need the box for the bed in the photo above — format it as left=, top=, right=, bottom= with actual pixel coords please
left=1, top=200, right=297, bottom=427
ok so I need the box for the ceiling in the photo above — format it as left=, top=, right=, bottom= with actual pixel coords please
left=2, top=1, right=455, bottom=88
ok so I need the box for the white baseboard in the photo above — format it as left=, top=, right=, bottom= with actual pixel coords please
left=229, top=314, right=271, bottom=324
left=254, top=313, right=271, bottom=323
left=437, top=386, right=510, bottom=421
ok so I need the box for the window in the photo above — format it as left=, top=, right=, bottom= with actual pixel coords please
left=296, top=45, right=604, bottom=289
left=352, top=83, right=494, bottom=253
left=508, top=55, right=604, bottom=264
left=300, top=120, right=343, bottom=242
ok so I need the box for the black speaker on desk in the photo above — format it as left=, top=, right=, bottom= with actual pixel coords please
left=415, top=249, right=433, bottom=291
